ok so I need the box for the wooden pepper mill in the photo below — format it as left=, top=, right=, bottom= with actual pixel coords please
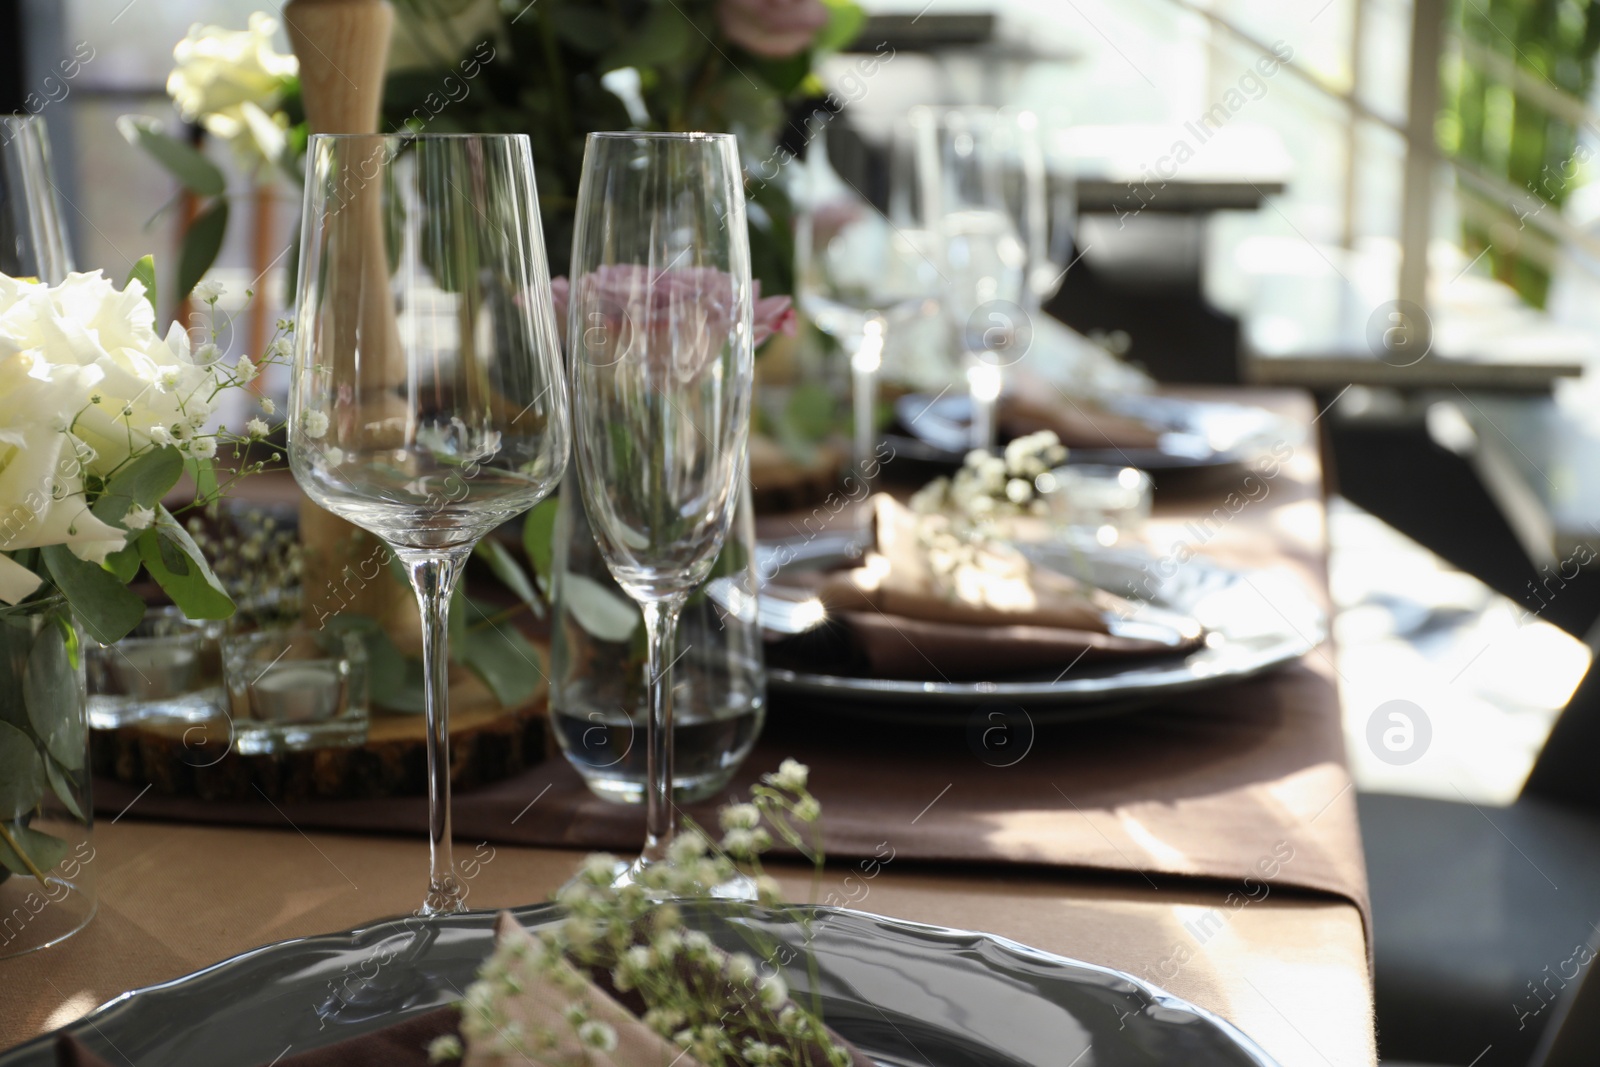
left=282, top=0, right=421, bottom=650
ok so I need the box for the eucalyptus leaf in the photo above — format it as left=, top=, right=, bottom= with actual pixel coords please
left=91, top=446, right=183, bottom=527
left=456, top=598, right=541, bottom=707
left=104, top=541, right=141, bottom=584
left=815, top=0, right=867, bottom=52
left=561, top=573, right=640, bottom=643
left=126, top=255, right=158, bottom=314
left=40, top=545, right=145, bottom=645
left=522, top=497, right=559, bottom=582
left=0, top=821, right=68, bottom=878
left=475, top=539, right=542, bottom=616
left=175, top=198, right=229, bottom=306
left=136, top=508, right=234, bottom=620
left=44, top=756, right=85, bottom=822
left=600, top=3, right=694, bottom=72
left=320, top=615, right=418, bottom=712
left=117, top=116, right=226, bottom=197
left=23, top=621, right=84, bottom=771
left=0, top=720, right=44, bottom=820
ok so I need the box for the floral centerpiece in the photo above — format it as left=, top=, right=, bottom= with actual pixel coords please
left=0, top=264, right=282, bottom=884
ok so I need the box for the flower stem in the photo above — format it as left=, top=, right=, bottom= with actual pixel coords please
left=0, top=821, right=51, bottom=889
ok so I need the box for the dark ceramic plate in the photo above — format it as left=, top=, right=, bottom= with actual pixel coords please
left=891, top=393, right=1300, bottom=472
left=0, top=904, right=1277, bottom=1067
left=762, top=532, right=1323, bottom=722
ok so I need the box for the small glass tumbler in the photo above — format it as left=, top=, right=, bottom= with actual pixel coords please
left=1038, top=464, right=1154, bottom=546
left=222, top=628, right=369, bottom=755
left=0, top=596, right=96, bottom=958
left=86, top=606, right=226, bottom=729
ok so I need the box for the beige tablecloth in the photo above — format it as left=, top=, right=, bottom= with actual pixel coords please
left=1, top=388, right=1375, bottom=1065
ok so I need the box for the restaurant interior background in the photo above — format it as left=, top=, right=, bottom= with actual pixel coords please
left=9, top=0, right=1600, bottom=1063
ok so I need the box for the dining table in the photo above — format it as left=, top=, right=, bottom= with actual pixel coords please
left=0, top=387, right=1375, bottom=1067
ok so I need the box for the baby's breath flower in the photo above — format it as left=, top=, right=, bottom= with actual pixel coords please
left=742, top=1040, right=778, bottom=1065
left=323, top=446, right=344, bottom=465
left=302, top=408, right=328, bottom=437
left=721, top=827, right=756, bottom=857
left=195, top=342, right=220, bottom=364
left=189, top=436, right=218, bottom=460
left=577, top=1020, right=617, bottom=1052
left=123, top=505, right=155, bottom=531
left=720, top=802, right=761, bottom=831
left=667, top=830, right=708, bottom=864
left=235, top=355, right=258, bottom=384
left=755, top=875, right=783, bottom=905
left=246, top=417, right=269, bottom=438
left=765, top=758, right=809, bottom=792
left=726, top=953, right=757, bottom=984
left=427, top=1034, right=463, bottom=1062
left=759, top=973, right=788, bottom=1010
left=192, top=279, right=225, bottom=303
left=157, top=366, right=184, bottom=392
left=276, top=317, right=293, bottom=331
left=260, top=397, right=276, bottom=415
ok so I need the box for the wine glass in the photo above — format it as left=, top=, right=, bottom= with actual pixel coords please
left=567, top=132, right=754, bottom=886
left=0, top=116, right=73, bottom=282
left=902, top=106, right=1028, bottom=450
left=794, top=115, right=939, bottom=479
left=290, top=133, right=570, bottom=915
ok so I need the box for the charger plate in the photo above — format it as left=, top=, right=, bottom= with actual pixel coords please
left=0, top=903, right=1278, bottom=1067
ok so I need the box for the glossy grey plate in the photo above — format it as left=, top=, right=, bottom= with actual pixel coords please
left=0, top=903, right=1278, bottom=1066
left=762, top=532, right=1324, bottom=722
left=892, top=392, right=1300, bottom=471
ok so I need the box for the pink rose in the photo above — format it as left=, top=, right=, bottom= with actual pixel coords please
left=717, top=0, right=831, bottom=59
left=552, top=268, right=795, bottom=365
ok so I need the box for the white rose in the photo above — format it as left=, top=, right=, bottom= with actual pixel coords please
left=0, top=271, right=216, bottom=565
left=166, top=13, right=298, bottom=171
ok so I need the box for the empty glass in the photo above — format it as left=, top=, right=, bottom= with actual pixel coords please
left=901, top=107, right=1029, bottom=449
left=0, top=116, right=72, bottom=283
left=290, top=132, right=570, bottom=915
left=86, top=606, right=225, bottom=728
left=794, top=116, right=939, bottom=478
left=566, top=132, right=754, bottom=886
left=222, top=627, right=369, bottom=754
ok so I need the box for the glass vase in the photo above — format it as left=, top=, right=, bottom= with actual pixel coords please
left=551, top=476, right=766, bottom=804
left=0, top=595, right=96, bottom=958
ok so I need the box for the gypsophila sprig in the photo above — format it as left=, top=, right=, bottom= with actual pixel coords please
left=910, top=430, right=1068, bottom=523
left=451, top=765, right=851, bottom=1067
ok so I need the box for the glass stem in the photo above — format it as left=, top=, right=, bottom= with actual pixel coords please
left=640, top=595, right=686, bottom=866
left=400, top=546, right=472, bottom=915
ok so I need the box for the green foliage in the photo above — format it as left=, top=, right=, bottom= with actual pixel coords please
left=176, top=199, right=229, bottom=306
left=91, top=446, right=184, bottom=528
left=117, top=117, right=226, bottom=197
left=136, top=506, right=235, bottom=621
left=522, top=496, right=560, bottom=582
left=126, top=255, right=158, bottom=313
left=40, top=545, right=146, bottom=645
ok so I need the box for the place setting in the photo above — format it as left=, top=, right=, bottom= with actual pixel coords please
left=1, top=3, right=1389, bottom=1067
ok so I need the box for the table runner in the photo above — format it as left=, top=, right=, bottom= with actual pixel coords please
left=91, top=390, right=1367, bottom=933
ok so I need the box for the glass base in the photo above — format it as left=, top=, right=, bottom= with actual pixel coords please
left=415, top=875, right=468, bottom=917
left=576, top=766, right=738, bottom=806
left=232, top=718, right=368, bottom=756
left=88, top=689, right=226, bottom=730
left=0, top=876, right=97, bottom=960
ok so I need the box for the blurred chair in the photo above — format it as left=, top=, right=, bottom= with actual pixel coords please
left=1361, top=624, right=1600, bottom=1064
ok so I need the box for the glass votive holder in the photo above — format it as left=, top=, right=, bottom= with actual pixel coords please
left=222, top=627, right=369, bottom=755
left=86, top=606, right=225, bottom=729
left=1037, top=464, right=1154, bottom=546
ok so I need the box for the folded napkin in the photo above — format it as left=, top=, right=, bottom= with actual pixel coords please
left=999, top=391, right=1163, bottom=450
left=57, top=1007, right=460, bottom=1067
left=777, top=495, right=1201, bottom=680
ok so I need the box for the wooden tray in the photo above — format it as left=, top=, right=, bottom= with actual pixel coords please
left=90, top=677, right=546, bottom=805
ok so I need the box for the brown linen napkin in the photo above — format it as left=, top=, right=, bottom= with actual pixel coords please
left=998, top=391, right=1163, bottom=450
left=792, top=495, right=1201, bottom=679
left=56, top=1007, right=460, bottom=1067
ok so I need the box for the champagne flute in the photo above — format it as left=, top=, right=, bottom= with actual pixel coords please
left=290, top=133, right=570, bottom=915
left=567, top=132, right=754, bottom=885
left=794, top=116, right=939, bottom=480
left=904, top=106, right=1027, bottom=450
left=0, top=116, right=73, bottom=282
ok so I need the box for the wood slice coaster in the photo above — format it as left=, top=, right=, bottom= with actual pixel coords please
left=749, top=433, right=848, bottom=514
left=90, top=678, right=547, bottom=805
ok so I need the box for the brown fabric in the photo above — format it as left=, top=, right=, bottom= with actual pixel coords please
left=58, top=1009, right=460, bottom=1067
left=88, top=391, right=1364, bottom=933
left=802, top=495, right=1202, bottom=677
left=1, top=821, right=1374, bottom=1067
left=820, top=609, right=1198, bottom=679
left=998, top=391, right=1164, bottom=450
